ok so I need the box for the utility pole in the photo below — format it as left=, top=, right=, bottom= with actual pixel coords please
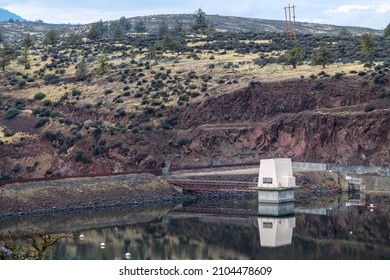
left=284, top=6, right=288, bottom=42
left=288, top=3, right=292, bottom=41
left=284, top=3, right=297, bottom=42
left=292, top=4, right=297, bottom=40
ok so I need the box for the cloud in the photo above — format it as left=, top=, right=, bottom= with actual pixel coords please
left=375, top=5, right=390, bottom=14
left=328, top=4, right=371, bottom=14
left=3, top=2, right=186, bottom=23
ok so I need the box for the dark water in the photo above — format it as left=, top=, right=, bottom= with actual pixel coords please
left=1, top=193, right=390, bottom=260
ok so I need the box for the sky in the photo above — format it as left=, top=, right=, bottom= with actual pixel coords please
left=0, top=0, right=389, bottom=29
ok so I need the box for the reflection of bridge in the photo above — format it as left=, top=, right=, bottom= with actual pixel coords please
left=168, top=206, right=258, bottom=218
left=168, top=180, right=257, bottom=192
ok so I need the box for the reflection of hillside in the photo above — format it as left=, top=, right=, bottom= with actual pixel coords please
left=3, top=195, right=390, bottom=260
left=48, top=208, right=390, bottom=260
left=49, top=221, right=250, bottom=260
left=0, top=203, right=178, bottom=235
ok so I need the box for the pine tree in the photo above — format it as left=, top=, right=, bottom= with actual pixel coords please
left=119, top=16, right=131, bottom=31
left=87, top=24, right=102, bottom=41
left=0, top=43, right=16, bottom=71
left=18, top=46, right=30, bottom=69
left=281, top=45, right=304, bottom=69
left=161, top=34, right=179, bottom=53
left=67, top=32, right=82, bottom=46
left=22, top=32, right=34, bottom=48
left=75, top=59, right=88, bottom=80
left=361, top=33, right=375, bottom=64
left=192, top=8, right=208, bottom=34
left=311, top=45, right=334, bottom=68
left=113, top=22, right=124, bottom=39
left=384, top=23, right=390, bottom=37
left=134, top=20, right=146, bottom=33
left=96, top=55, right=109, bottom=75
left=158, top=21, right=169, bottom=37
left=43, top=29, right=60, bottom=47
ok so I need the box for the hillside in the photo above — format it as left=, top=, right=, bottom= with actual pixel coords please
left=0, top=13, right=382, bottom=43
left=0, top=14, right=389, bottom=180
left=0, top=8, right=25, bottom=22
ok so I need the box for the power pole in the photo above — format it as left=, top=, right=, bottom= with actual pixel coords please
left=284, top=3, right=297, bottom=42
left=288, top=3, right=292, bottom=41
left=284, top=6, right=288, bottom=42
left=292, top=4, right=297, bottom=40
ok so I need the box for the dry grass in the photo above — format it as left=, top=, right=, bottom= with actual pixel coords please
left=2, top=40, right=371, bottom=117
left=0, top=125, right=38, bottom=144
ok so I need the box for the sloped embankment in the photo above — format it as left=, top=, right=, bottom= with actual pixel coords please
left=0, top=173, right=181, bottom=217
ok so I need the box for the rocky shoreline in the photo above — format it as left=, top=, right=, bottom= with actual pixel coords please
left=0, top=169, right=342, bottom=218
left=0, top=173, right=182, bottom=217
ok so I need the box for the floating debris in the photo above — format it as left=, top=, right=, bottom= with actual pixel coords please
left=79, top=234, right=85, bottom=241
left=100, top=242, right=106, bottom=249
left=125, top=252, right=131, bottom=260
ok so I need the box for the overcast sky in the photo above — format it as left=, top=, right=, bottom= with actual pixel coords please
left=1, top=0, right=389, bottom=29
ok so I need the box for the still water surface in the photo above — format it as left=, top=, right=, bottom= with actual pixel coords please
left=1, top=193, right=390, bottom=260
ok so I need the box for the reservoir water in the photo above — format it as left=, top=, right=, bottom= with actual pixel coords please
left=1, top=193, right=390, bottom=260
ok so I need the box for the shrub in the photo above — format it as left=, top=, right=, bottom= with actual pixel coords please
left=114, top=141, right=122, bottom=148
left=43, top=100, right=52, bottom=107
left=116, top=108, right=126, bottom=117
left=42, top=130, right=57, bottom=141
left=143, top=107, right=155, bottom=115
left=374, top=75, right=386, bottom=84
left=334, top=72, right=344, bottom=79
left=3, top=127, right=15, bottom=137
left=364, top=103, right=375, bottom=112
left=104, top=89, right=113, bottom=95
left=75, top=149, right=90, bottom=163
left=358, top=71, right=367, bottom=76
left=177, top=138, right=189, bottom=146
left=71, top=89, right=81, bottom=96
left=179, top=95, right=189, bottom=102
left=12, top=163, right=21, bottom=173
left=249, top=81, right=261, bottom=88
left=34, top=92, right=46, bottom=100
left=311, top=82, right=325, bottom=90
left=4, top=108, right=20, bottom=119
left=18, top=79, right=26, bottom=87
left=43, top=74, right=59, bottom=84
left=35, top=117, right=49, bottom=128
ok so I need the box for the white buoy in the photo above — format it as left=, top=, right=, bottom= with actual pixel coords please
left=125, top=252, right=131, bottom=260
left=100, top=242, right=106, bottom=249
left=79, top=234, right=85, bottom=241
left=349, top=231, right=353, bottom=235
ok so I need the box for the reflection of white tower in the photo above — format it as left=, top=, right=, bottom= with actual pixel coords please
left=258, top=217, right=296, bottom=247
